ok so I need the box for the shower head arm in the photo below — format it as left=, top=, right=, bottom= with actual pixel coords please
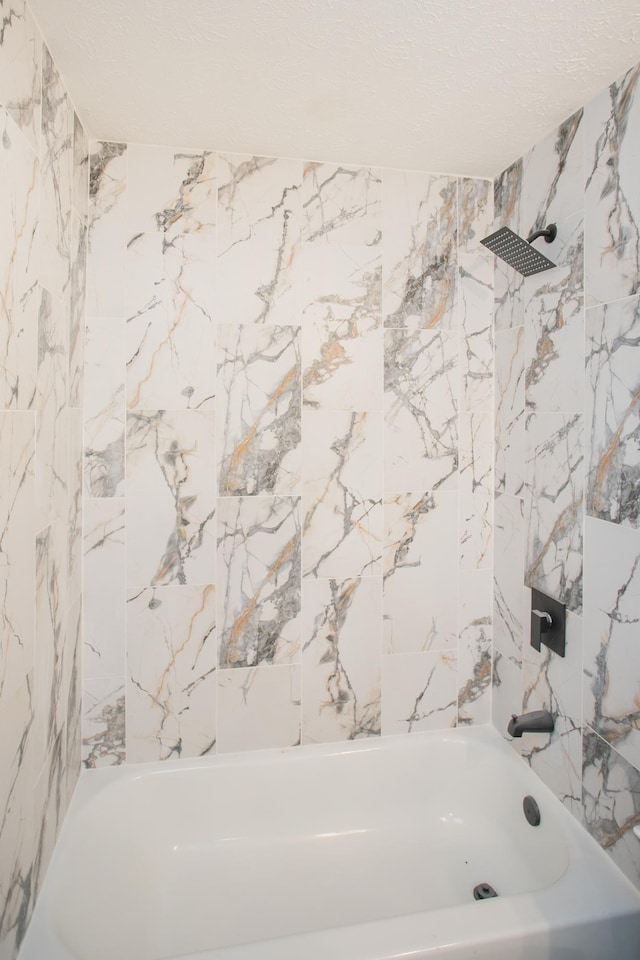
left=526, top=223, right=557, bottom=245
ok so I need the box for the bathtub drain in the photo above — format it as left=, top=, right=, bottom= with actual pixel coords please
left=473, top=882, right=498, bottom=900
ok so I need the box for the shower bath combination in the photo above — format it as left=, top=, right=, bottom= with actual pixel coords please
left=481, top=222, right=557, bottom=276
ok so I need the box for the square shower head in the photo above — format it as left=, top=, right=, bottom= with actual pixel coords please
left=481, top=226, right=556, bottom=277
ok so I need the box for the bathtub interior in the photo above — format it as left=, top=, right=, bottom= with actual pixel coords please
left=42, top=729, right=583, bottom=960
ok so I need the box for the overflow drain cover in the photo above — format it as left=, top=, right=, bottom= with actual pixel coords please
left=473, top=882, right=498, bottom=900
left=523, top=795, right=541, bottom=827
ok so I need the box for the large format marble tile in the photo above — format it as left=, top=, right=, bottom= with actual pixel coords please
left=31, top=727, right=70, bottom=903
left=383, top=491, right=458, bottom=654
left=302, top=240, right=381, bottom=319
left=524, top=212, right=584, bottom=414
left=0, top=0, right=41, bottom=152
left=382, top=651, right=457, bottom=735
left=494, top=325, right=524, bottom=496
left=383, top=170, right=457, bottom=330
left=217, top=324, right=301, bottom=496
left=382, top=169, right=457, bottom=330
left=64, top=597, right=82, bottom=806
left=523, top=110, right=584, bottom=232
left=83, top=316, right=125, bottom=498
left=302, top=162, right=381, bottom=246
left=459, top=410, right=492, bottom=570
left=302, top=241, right=382, bottom=413
left=87, top=141, right=127, bottom=318
left=67, top=407, right=83, bottom=611
left=384, top=328, right=458, bottom=493
left=525, top=411, right=583, bottom=613
left=83, top=498, right=125, bottom=680
left=127, top=585, right=216, bottom=763
left=522, top=609, right=583, bottom=817
left=0, top=105, right=39, bottom=410
left=0, top=674, right=40, bottom=955
left=68, top=212, right=87, bottom=410
left=493, top=159, right=524, bottom=333
left=35, top=520, right=68, bottom=758
left=35, top=288, right=67, bottom=533
left=302, top=576, right=381, bottom=743
left=217, top=155, right=301, bottom=325
left=584, top=517, right=640, bottom=772
left=303, top=409, right=382, bottom=578
left=126, top=409, right=216, bottom=589
left=72, top=112, right=88, bottom=219
left=217, top=496, right=301, bottom=668
left=585, top=64, right=640, bottom=307
left=586, top=295, right=640, bottom=527
left=492, top=648, right=523, bottom=755
left=457, top=569, right=492, bottom=726
left=583, top=729, right=640, bottom=888
left=302, top=307, right=382, bottom=413
left=81, top=677, right=125, bottom=768
left=126, top=145, right=216, bottom=410
left=0, top=411, right=35, bottom=701
left=493, top=492, right=525, bottom=665
left=458, top=177, right=494, bottom=413
left=39, top=45, right=72, bottom=302
left=217, top=664, right=301, bottom=753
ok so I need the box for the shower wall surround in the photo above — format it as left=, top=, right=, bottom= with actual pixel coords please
left=492, top=62, right=640, bottom=887
left=82, top=146, right=495, bottom=764
left=0, top=1, right=88, bottom=956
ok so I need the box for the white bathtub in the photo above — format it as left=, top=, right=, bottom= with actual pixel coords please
left=20, top=726, right=640, bottom=960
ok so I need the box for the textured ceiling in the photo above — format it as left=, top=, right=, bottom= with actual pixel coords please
left=29, top=0, right=640, bottom=177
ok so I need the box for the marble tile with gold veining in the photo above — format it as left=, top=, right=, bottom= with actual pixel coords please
left=383, top=491, right=458, bottom=654
left=383, top=170, right=457, bottom=330
left=0, top=105, right=39, bottom=410
left=81, top=677, right=125, bottom=768
left=585, top=64, right=640, bottom=307
left=493, top=492, right=526, bottom=666
left=586, top=295, right=640, bottom=527
left=0, top=0, right=41, bottom=151
left=83, top=316, right=125, bottom=498
left=126, top=145, right=216, bottom=410
left=217, top=324, right=301, bottom=496
left=494, top=325, right=524, bottom=496
left=458, top=177, right=494, bottom=413
left=302, top=576, right=381, bottom=744
left=126, top=409, right=216, bottom=589
left=83, top=498, right=125, bottom=680
left=384, top=328, right=458, bottom=493
left=584, top=517, right=640, bottom=772
left=303, top=409, right=382, bottom=578
left=525, top=411, right=584, bottom=613
left=87, top=141, right=127, bottom=317
left=35, top=289, right=67, bottom=533
left=126, top=585, right=216, bottom=763
left=302, top=161, right=381, bottom=246
left=217, top=496, right=301, bottom=669
left=382, top=651, right=457, bottom=735
left=217, top=664, right=301, bottom=753
left=0, top=411, right=35, bottom=700
left=459, top=410, right=492, bottom=570
left=217, top=154, right=301, bottom=325
left=39, top=45, right=72, bottom=301
left=457, top=569, right=492, bottom=725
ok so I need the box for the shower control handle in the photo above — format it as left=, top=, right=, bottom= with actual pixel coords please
left=531, top=609, right=552, bottom=652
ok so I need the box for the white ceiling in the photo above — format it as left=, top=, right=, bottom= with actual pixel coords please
left=30, top=0, right=640, bottom=177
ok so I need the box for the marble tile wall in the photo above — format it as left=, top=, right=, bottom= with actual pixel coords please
left=0, top=2, right=87, bottom=957
left=82, top=146, right=494, bottom=766
left=492, top=61, right=640, bottom=889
